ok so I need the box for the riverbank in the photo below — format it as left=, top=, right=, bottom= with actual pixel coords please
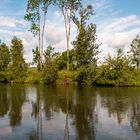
left=1, top=67, right=140, bottom=87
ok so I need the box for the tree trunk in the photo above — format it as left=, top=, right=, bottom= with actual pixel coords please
left=64, top=89, right=69, bottom=140
left=63, top=10, right=70, bottom=71
left=38, top=6, right=42, bottom=70
left=41, top=12, right=47, bottom=63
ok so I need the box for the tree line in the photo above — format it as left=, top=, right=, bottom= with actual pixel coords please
left=0, top=0, right=140, bottom=86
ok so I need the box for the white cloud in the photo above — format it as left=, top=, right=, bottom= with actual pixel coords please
left=92, top=0, right=140, bottom=61
left=44, top=13, right=77, bottom=51
left=0, top=16, right=26, bottom=27
left=97, top=15, right=140, bottom=48
left=0, top=1, right=140, bottom=64
left=96, top=15, right=140, bottom=62
left=0, top=16, right=36, bottom=62
left=0, top=12, right=77, bottom=62
left=93, top=0, right=111, bottom=11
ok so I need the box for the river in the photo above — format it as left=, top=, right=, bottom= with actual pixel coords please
left=0, top=84, right=140, bottom=140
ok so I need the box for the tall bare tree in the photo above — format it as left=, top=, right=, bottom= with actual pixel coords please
left=25, top=0, right=41, bottom=53
left=41, top=0, right=52, bottom=58
left=25, top=0, right=53, bottom=69
left=56, top=0, right=82, bottom=71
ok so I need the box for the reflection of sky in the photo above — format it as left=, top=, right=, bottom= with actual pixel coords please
left=0, top=101, right=75, bottom=139
left=25, top=86, right=37, bottom=102
left=96, top=107, right=140, bottom=140
left=95, top=93, right=140, bottom=140
left=1, top=85, right=140, bottom=139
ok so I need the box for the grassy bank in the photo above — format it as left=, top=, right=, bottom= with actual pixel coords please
left=25, top=68, right=77, bottom=85
left=1, top=67, right=140, bottom=87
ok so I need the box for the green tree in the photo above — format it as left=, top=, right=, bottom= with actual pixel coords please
left=73, top=5, right=99, bottom=68
left=56, top=0, right=82, bottom=71
left=128, top=34, right=140, bottom=68
left=44, top=45, right=56, bottom=61
left=56, top=49, right=76, bottom=70
left=0, top=42, right=11, bottom=82
left=75, top=64, right=97, bottom=85
left=42, top=46, right=58, bottom=84
left=32, top=46, right=41, bottom=70
left=10, top=37, right=27, bottom=82
left=97, top=49, right=132, bottom=86
left=0, top=43, right=10, bottom=71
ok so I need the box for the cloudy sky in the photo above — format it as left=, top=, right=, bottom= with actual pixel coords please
left=0, top=0, right=140, bottom=62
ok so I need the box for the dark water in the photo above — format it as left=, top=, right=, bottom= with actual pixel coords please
left=0, top=84, right=140, bottom=140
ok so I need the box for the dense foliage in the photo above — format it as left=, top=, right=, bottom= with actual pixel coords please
left=95, top=49, right=133, bottom=86
left=73, top=5, right=99, bottom=68
left=0, top=42, right=10, bottom=82
left=0, top=43, right=10, bottom=71
left=0, top=34, right=140, bottom=86
left=9, top=37, right=27, bottom=82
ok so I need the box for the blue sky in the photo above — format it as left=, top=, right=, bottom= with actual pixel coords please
left=0, top=0, right=140, bottom=62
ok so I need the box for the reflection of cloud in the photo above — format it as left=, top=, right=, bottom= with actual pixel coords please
left=0, top=127, right=12, bottom=136
left=97, top=107, right=137, bottom=140
left=43, top=112, right=65, bottom=132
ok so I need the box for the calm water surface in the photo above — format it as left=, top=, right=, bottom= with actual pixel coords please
left=0, top=84, right=140, bottom=140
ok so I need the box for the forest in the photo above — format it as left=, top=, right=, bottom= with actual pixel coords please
left=0, top=0, right=140, bottom=86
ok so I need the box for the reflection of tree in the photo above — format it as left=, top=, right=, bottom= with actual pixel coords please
left=30, top=85, right=98, bottom=140
left=29, top=130, right=38, bottom=140
left=100, top=88, right=129, bottom=124
left=41, top=86, right=97, bottom=140
left=42, top=86, right=58, bottom=120
left=130, top=97, right=140, bottom=135
left=31, top=86, right=42, bottom=140
left=99, top=87, right=140, bottom=136
left=9, top=85, right=26, bottom=127
left=64, top=87, right=69, bottom=140
left=72, top=87, right=97, bottom=140
left=0, top=87, right=9, bottom=117
left=31, top=85, right=64, bottom=140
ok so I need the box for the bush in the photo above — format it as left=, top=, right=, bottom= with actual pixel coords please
left=0, top=71, right=6, bottom=83
left=25, top=68, right=44, bottom=84
left=57, top=70, right=77, bottom=85
left=74, top=65, right=97, bottom=85
left=42, top=61, right=58, bottom=84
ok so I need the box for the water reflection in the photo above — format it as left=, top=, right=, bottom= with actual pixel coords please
left=130, top=96, right=140, bottom=135
left=72, top=87, right=97, bottom=140
left=0, top=85, right=140, bottom=139
left=31, top=86, right=41, bottom=140
left=64, top=87, right=69, bottom=140
left=99, top=88, right=129, bottom=124
left=9, top=85, right=26, bottom=127
left=0, top=85, right=9, bottom=117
